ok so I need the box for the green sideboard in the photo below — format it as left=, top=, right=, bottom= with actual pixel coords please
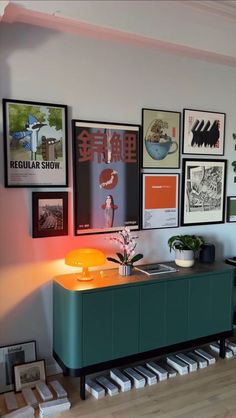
left=53, top=262, right=234, bottom=399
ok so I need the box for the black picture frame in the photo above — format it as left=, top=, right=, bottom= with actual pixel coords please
left=142, top=108, right=181, bottom=169
left=0, top=341, right=36, bottom=393
left=3, top=98, right=68, bottom=187
left=142, top=173, right=179, bottom=229
left=72, top=119, right=141, bottom=235
left=181, top=159, right=227, bottom=226
left=182, top=108, right=226, bottom=156
left=227, top=196, right=236, bottom=222
left=32, top=192, right=68, bottom=238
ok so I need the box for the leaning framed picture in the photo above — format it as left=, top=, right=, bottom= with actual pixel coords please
left=0, top=341, right=36, bottom=393
left=32, top=192, right=68, bottom=238
left=183, top=109, right=225, bottom=155
left=142, top=108, right=180, bottom=168
left=72, top=119, right=140, bottom=235
left=14, top=360, right=46, bottom=392
left=181, top=159, right=227, bottom=226
left=227, top=196, right=236, bottom=222
left=3, top=98, right=68, bottom=187
left=142, top=173, right=179, bottom=229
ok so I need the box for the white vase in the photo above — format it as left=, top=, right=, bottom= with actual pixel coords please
left=119, top=264, right=132, bottom=276
left=175, top=249, right=195, bottom=267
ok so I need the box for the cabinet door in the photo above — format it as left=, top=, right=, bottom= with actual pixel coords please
left=82, top=290, right=113, bottom=366
left=113, top=287, right=139, bottom=358
left=188, top=275, right=211, bottom=339
left=210, top=272, right=233, bottom=334
left=53, top=284, right=83, bottom=369
left=166, top=279, right=188, bottom=345
left=140, top=282, right=166, bottom=352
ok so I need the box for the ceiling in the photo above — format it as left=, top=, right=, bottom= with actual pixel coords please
left=1, top=0, right=236, bottom=66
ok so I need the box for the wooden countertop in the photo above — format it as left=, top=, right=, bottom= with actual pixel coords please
left=53, top=261, right=235, bottom=292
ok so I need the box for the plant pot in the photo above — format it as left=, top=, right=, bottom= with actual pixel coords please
left=119, top=264, right=132, bottom=276
left=175, top=249, right=195, bottom=268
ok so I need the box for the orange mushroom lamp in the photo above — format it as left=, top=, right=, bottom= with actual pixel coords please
left=65, top=248, right=106, bottom=281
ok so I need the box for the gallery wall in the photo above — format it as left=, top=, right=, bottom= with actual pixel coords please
left=0, top=21, right=236, bottom=372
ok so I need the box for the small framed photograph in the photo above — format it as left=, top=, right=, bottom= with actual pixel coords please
left=181, top=159, right=227, bottom=226
left=183, top=108, right=225, bottom=155
left=72, top=119, right=140, bottom=235
left=14, top=360, right=46, bottom=392
left=227, top=196, right=236, bottom=222
left=0, top=341, right=36, bottom=393
left=142, top=173, right=179, bottom=229
left=3, top=98, right=68, bottom=187
left=142, top=108, right=180, bottom=168
left=32, top=192, right=68, bottom=238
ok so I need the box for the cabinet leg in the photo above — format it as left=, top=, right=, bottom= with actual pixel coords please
left=219, top=338, right=226, bottom=358
left=80, top=375, right=86, bottom=400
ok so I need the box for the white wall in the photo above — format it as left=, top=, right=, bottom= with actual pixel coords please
left=1, top=22, right=236, bottom=370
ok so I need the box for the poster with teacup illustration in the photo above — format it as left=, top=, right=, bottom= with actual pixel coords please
left=142, top=108, right=180, bottom=168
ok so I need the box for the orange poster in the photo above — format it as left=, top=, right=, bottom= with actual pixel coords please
left=142, top=174, right=179, bottom=229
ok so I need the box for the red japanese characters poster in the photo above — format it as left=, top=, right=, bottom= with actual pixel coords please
left=73, top=120, right=140, bottom=235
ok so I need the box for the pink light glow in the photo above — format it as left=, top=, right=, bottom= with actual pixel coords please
left=2, top=3, right=236, bottom=67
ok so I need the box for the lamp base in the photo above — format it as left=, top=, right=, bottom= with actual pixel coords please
left=76, top=275, right=94, bottom=282
left=76, top=266, right=94, bottom=281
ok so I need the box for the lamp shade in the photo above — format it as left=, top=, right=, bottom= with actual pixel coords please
left=65, top=248, right=106, bottom=281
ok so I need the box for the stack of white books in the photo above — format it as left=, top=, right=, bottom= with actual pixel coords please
left=110, top=369, right=131, bottom=392
left=124, top=368, right=146, bottom=389
left=186, top=351, right=208, bottom=368
left=146, top=361, right=168, bottom=381
left=225, top=340, right=236, bottom=355
left=2, top=406, right=35, bottom=418
left=4, top=392, right=18, bottom=411
left=39, top=398, right=71, bottom=417
left=176, top=353, right=198, bottom=372
left=210, top=343, right=233, bottom=359
left=134, top=365, right=157, bottom=385
left=85, top=378, right=105, bottom=399
left=166, top=355, right=188, bottom=375
left=157, top=360, right=177, bottom=378
left=96, top=376, right=119, bottom=396
left=49, top=380, right=67, bottom=399
left=36, top=381, right=53, bottom=401
left=22, top=388, right=38, bottom=409
left=194, top=348, right=216, bottom=365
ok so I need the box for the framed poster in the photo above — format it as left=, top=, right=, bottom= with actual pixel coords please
left=72, top=120, right=140, bottom=235
left=142, top=108, right=180, bottom=168
left=227, top=196, right=236, bottom=222
left=183, top=109, right=225, bottom=155
left=14, top=360, right=46, bottom=392
left=32, top=192, right=68, bottom=238
left=0, top=341, right=36, bottom=393
left=181, top=159, right=227, bottom=226
left=3, top=98, right=68, bottom=187
left=142, top=173, right=179, bottom=229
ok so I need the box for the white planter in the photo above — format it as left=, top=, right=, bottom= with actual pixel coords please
left=119, top=264, right=132, bottom=276
left=175, top=249, right=195, bottom=268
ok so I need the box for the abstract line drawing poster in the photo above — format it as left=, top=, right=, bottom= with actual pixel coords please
left=73, top=120, right=140, bottom=235
left=181, top=159, right=226, bottom=226
left=142, top=174, right=179, bottom=229
left=3, top=99, right=68, bottom=187
left=183, top=109, right=225, bottom=155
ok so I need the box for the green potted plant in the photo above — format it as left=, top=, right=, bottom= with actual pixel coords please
left=168, top=234, right=205, bottom=267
